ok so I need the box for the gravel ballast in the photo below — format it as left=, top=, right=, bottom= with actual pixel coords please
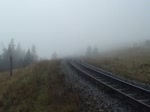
left=61, top=60, right=141, bottom=112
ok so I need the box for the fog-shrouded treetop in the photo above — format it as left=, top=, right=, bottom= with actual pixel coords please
left=0, top=39, right=38, bottom=72
left=0, top=0, right=149, bottom=58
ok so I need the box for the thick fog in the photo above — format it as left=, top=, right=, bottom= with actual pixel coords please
left=0, top=0, right=150, bottom=58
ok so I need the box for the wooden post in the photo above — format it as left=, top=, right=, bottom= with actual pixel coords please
left=10, top=55, right=13, bottom=76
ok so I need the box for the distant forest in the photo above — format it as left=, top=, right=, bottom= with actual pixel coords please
left=0, top=39, right=38, bottom=72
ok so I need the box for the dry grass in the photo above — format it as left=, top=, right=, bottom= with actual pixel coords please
left=85, top=46, right=150, bottom=84
left=0, top=60, right=80, bottom=112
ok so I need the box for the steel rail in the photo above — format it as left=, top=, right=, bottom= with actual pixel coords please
left=77, top=60, right=150, bottom=94
left=69, top=59, right=150, bottom=112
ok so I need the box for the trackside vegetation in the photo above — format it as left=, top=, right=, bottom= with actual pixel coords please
left=0, top=60, right=80, bottom=112
left=86, top=41, right=150, bottom=84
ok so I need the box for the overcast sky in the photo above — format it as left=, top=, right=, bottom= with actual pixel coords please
left=0, top=0, right=150, bottom=58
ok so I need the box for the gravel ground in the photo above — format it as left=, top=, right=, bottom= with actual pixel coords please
left=61, top=59, right=141, bottom=112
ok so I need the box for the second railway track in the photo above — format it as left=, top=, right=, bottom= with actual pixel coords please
left=69, top=59, right=150, bottom=112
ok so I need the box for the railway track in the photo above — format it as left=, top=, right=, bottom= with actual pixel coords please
left=69, top=59, right=150, bottom=112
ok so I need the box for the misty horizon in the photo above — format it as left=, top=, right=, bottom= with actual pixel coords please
left=0, top=0, right=150, bottom=58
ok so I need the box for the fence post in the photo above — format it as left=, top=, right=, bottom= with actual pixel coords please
left=10, top=55, right=13, bottom=76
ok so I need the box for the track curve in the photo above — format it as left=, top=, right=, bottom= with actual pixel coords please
left=69, top=59, right=150, bottom=112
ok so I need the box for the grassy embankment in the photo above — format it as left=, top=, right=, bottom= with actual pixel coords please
left=86, top=45, right=150, bottom=84
left=0, top=60, right=80, bottom=112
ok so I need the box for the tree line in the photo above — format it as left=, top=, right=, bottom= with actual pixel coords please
left=86, top=46, right=99, bottom=58
left=0, top=39, right=38, bottom=72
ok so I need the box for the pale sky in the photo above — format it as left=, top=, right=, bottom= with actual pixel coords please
left=0, top=0, right=150, bottom=58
